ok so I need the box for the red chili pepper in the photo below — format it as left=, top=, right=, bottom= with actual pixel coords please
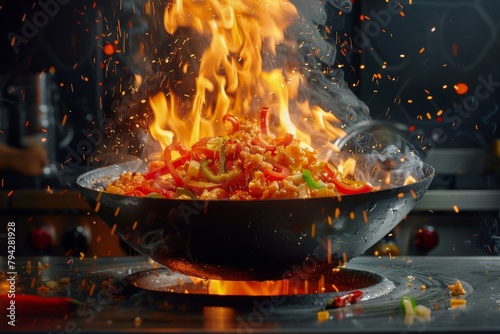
left=143, top=165, right=170, bottom=180
left=192, top=137, right=212, bottom=147
left=164, top=142, right=189, bottom=187
left=327, top=290, right=364, bottom=309
left=2, top=294, right=80, bottom=315
left=222, top=113, right=239, bottom=135
left=324, top=163, right=373, bottom=195
left=260, top=107, right=271, bottom=136
left=191, top=137, right=219, bottom=160
left=263, top=161, right=290, bottom=181
left=144, top=151, right=191, bottom=181
left=276, top=133, right=294, bottom=147
left=191, top=146, right=218, bottom=160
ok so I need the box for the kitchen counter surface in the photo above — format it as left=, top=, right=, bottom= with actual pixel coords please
left=1, top=256, right=499, bottom=333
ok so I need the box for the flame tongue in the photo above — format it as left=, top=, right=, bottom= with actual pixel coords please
left=149, top=0, right=346, bottom=150
left=208, top=279, right=290, bottom=296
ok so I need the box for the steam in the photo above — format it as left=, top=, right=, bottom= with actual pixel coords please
left=331, top=123, right=425, bottom=188
left=287, top=0, right=369, bottom=125
left=284, top=0, right=424, bottom=186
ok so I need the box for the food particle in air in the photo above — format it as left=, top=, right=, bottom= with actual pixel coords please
left=37, top=261, right=44, bottom=270
left=37, top=284, right=49, bottom=294
left=45, top=280, right=59, bottom=290
left=60, top=277, right=70, bottom=285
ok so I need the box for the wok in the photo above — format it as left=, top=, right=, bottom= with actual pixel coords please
left=76, top=161, right=434, bottom=281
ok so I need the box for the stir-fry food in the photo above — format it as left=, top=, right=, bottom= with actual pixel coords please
left=106, top=109, right=373, bottom=200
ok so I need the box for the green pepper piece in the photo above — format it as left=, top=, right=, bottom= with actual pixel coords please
left=200, top=159, right=241, bottom=183
left=146, top=192, right=164, bottom=199
left=175, top=187, right=197, bottom=199
left=302, top=169, right=325, bottom=190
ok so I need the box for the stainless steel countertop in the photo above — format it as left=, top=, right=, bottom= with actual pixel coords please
left=1, top=256, right=499, bottom=333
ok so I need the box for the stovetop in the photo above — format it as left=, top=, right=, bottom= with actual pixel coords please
left=2, top=256, right=499, bottom=333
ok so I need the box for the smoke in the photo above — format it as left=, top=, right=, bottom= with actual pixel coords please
left=286, top=0, right=370, bottom=125
left=284, top=0, right=424, bottom=186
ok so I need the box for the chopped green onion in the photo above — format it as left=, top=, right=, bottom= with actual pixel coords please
left=400, top=295, right=416, bottom=315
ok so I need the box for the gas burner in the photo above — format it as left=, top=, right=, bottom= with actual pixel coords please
left=124, top=267, right=396, bottom=308
left=5, top=256, right=497, bottom=333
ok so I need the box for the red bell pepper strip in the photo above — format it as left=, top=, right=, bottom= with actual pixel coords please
left=276, top=133, right=294, bottom=147
left=263, top=161, right=290, bottom=181
left=164, top=142, right=189, bottom=187
left=143, top=165, right=169, bottom=180
left=191, top=137, right=218, bottom=160
left=222, top=113, right=239, bottom=135
left=144, top=149, right=191, bottom=181
left=191, top=146, right=218, bottom=160
left=324, top=163, right=373, bottom=195
left=260, top=107, right=271, bottom=136
left=326, top=290, right=364, bottom=309
left=1, top=294, right=80, bottom=315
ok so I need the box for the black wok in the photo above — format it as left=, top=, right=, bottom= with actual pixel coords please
left=76, top=161, right=434, bottom=281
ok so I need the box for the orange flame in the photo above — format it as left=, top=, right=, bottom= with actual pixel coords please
left=148, top=0, right=346, bottom=150
left=208, top=279, right=290, bottom=296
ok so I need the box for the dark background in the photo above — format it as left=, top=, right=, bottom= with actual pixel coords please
left=336, top=0, right=500, bottom=150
